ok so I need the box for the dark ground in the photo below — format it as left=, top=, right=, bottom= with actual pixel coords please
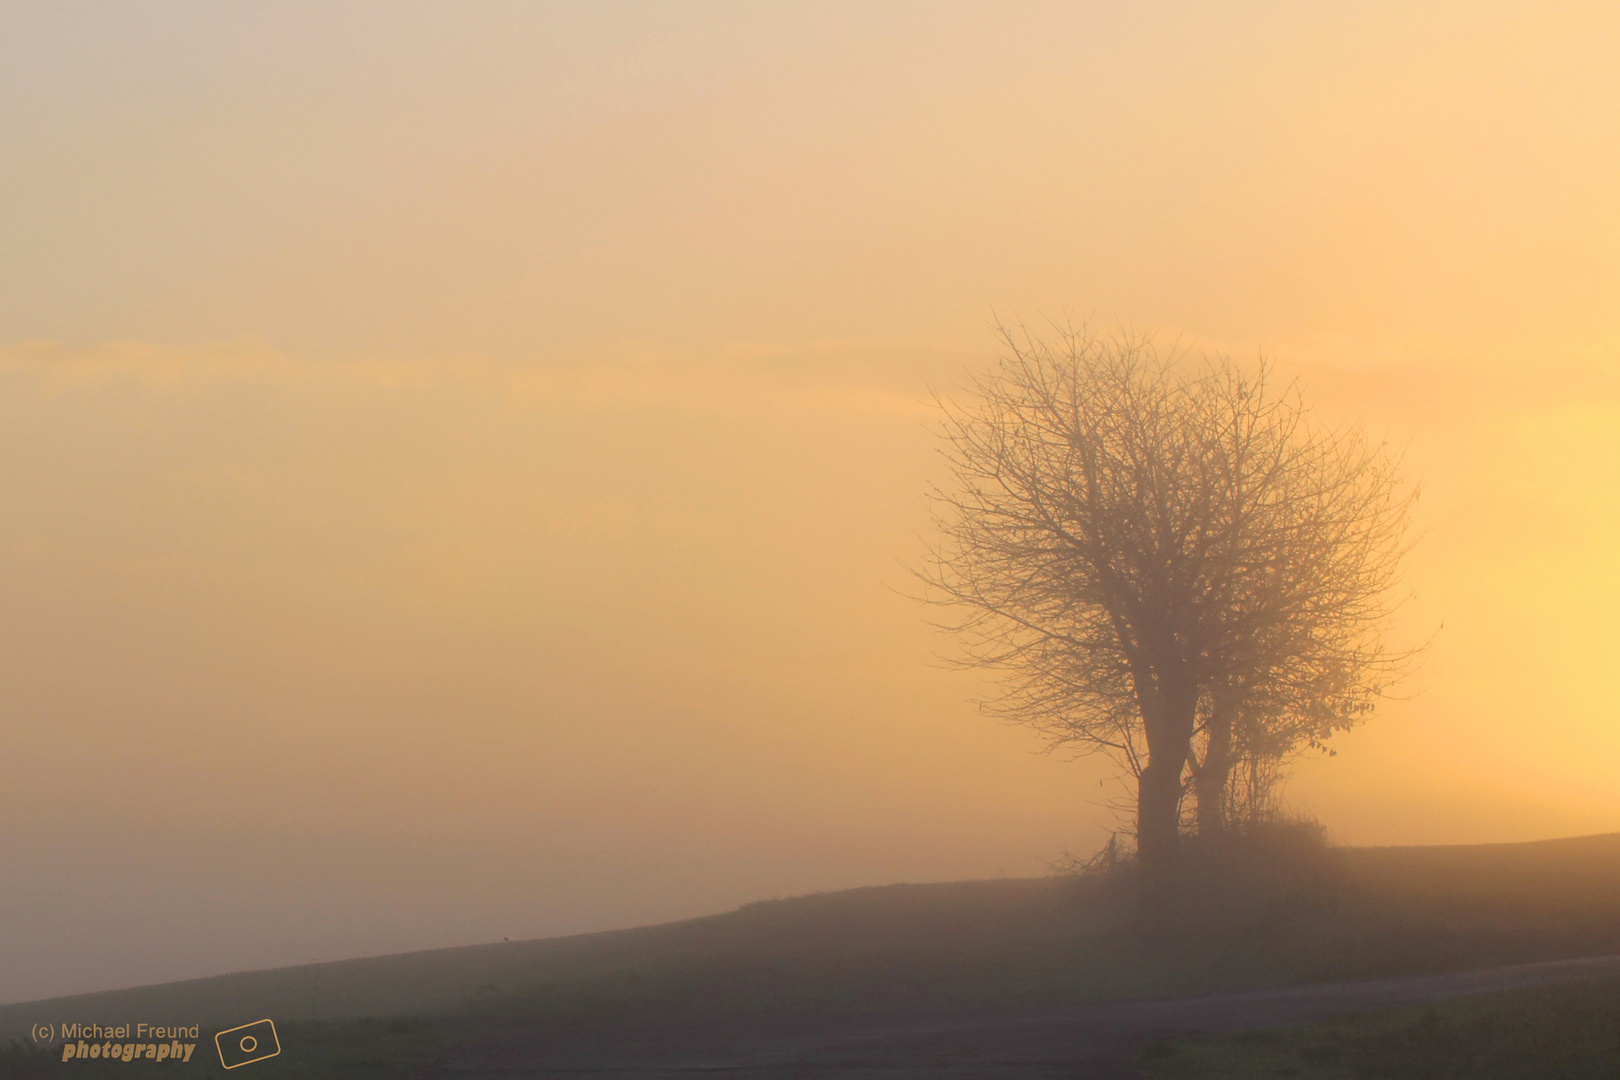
left=9, top=831, right=1620, bottom=1078
left=429, top=954, right=1620, bottom=1079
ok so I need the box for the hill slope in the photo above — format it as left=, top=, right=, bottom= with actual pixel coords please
left=6, top=831, right=1620, bottom=1043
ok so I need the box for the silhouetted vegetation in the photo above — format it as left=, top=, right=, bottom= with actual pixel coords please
left=919, top=327, right=1418, bottom=892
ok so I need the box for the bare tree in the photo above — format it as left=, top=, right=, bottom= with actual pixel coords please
left=918, top=326, right=1415, bottom=888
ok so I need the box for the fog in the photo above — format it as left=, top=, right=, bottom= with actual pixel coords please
left=3, top=2, right=1618, bottom=1003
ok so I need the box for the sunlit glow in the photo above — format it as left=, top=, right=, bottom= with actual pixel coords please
left=2, top=1, right=1618, bottom=1005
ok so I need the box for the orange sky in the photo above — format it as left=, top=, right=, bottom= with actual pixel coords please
left=2, top=2, right=1618, bottom=1004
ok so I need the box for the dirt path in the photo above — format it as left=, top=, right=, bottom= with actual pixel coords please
left=431, top=953, right=1620, bottom=1079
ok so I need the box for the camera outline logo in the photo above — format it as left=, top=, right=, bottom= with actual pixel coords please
left=215, top=1020, right=280, bottom=1069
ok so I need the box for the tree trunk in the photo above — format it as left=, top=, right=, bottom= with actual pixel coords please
left=1193, top=698, right=1236, bottom=834
left=1135, top=679, right=1198, bottom=908
left=1136, top=756, right=1184, bottom=876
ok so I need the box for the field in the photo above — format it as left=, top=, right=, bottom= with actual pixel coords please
left=1141, top=975, right=1620, bottom=1079
left=5, top=831, right=1620, bottom=1077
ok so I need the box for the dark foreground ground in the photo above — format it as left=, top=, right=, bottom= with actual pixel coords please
left=8, top=831, right=1620, bottom=1078
left=429, top=955, right=1620, bottom=1079
left=1143, top=973, right=1620, bottom=1079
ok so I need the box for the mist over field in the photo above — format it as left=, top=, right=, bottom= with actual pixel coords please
left=3, top=1, right=1620, bottom=1008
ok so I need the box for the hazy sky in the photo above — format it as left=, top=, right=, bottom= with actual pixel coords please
left=3, top=1, right=1619, bottom=1004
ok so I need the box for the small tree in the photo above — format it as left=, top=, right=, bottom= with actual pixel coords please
left=920, top=326, right=1415, bottom=888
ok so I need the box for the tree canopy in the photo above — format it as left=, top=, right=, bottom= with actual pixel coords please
left=920, top=327, right=1417, bottom=880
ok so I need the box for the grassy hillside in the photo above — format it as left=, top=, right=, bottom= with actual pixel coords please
left=1140, top=974, right=1620, bottom=1079
left=6, top=831, right=1620, bottom=1054
left=0, top=878, right=1102, bottom=1040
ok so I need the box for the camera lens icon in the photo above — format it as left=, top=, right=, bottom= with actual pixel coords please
left=215, top=1020, right=280, bottom=1069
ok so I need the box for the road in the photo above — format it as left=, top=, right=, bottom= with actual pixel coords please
left=431, top=953, right=1620, bottom=1079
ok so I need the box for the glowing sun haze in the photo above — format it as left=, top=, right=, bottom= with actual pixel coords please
left=2, top=1, right=1617, bottom=1003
